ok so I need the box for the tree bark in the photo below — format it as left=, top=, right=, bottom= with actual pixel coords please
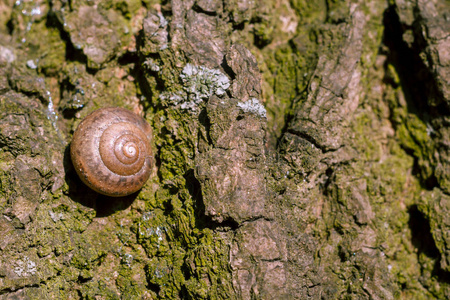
left=0, top=0, right=449, bottom=299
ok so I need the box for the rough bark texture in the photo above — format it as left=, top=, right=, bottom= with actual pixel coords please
left=0, top=0, right=449, bottom=299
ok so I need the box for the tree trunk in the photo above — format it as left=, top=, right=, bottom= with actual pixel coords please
left=0, top=0, right=449, bottom=298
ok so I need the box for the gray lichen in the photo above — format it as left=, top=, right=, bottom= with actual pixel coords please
left=237, top=98, right=267, bottom=118
left=175, top=63, right=230, bottom=110
left=14, top=256, right=37, bottom=277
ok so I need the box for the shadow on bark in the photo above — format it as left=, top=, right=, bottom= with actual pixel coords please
left=382, top=5, right=446, bottom=190
left=383, top=5, right=446, bottom=113
left=408, top=205, right=450, bottom=285
left=184, top=168, right=239, bottom=231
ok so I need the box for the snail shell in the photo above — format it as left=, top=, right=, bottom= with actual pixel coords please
left=70, top=107, right=153, bottom=197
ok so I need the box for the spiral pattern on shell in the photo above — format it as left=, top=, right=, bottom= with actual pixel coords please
left=70, top=107, right=153, bottom=197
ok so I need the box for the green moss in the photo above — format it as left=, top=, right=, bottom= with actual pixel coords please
left=145, top=253, right=184, bottom=299
left=289, top=0, right=327, bottom=24
left=116, top=266, right=149, bottom=299
left=254, top=22, right=274, bottom=47
left=25, top=24, right=66, bottom=76
left=183, top=231, right=235, bottom=299
left=135, top=208, right=171, bottom=256
left=105, top=0, right=142, bottom=20
left=79, top=279, right=121, bottom=300
left=260, top=39, right=314, bottom=142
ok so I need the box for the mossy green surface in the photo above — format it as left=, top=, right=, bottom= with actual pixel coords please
left=0, top=1, right=224, bottom=298
left=0, top=0, right=449, bottom=298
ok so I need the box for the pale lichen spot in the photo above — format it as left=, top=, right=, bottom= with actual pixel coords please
left=237, top=98, right=267, bottom=118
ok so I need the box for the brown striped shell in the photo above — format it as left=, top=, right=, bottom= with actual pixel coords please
left=70, top=107, right=153, bottom=197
